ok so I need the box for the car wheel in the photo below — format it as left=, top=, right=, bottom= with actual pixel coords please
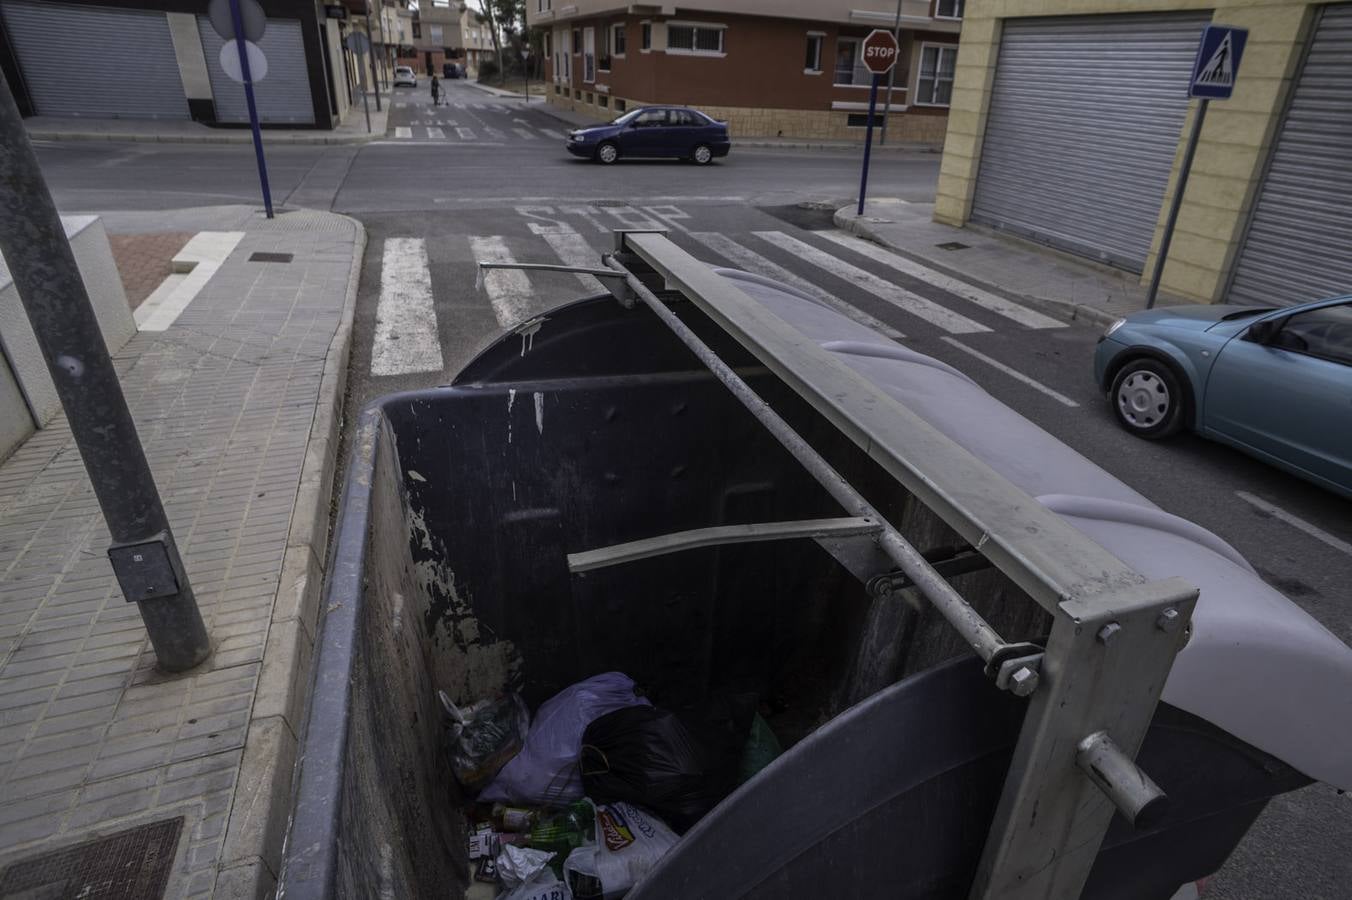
left=692, top=144, right=713, bottom=165
left=1110, top=358, right=1185, bottom=439
left=596, top=142, right=619, bottom=165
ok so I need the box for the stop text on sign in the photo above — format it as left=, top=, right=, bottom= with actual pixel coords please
left=861, top=28, right=900, bottom=75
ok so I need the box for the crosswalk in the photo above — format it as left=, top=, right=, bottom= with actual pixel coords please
left=367, top=217, right=1070, bottom=392
left=388, top=101, right=566, bottom=143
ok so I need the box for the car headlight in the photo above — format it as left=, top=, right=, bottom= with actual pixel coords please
left=1104, top=318, right=1126, bottom=338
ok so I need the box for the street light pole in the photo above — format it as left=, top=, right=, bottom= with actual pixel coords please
left=0, top=72, right=211, bottom=673
left=365, top=2, right=382, bottom=110
left=879, top=0, right=903, bottom=146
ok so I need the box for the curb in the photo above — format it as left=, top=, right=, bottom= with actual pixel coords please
left=741, top=140, right=939, bottom=154
left=28, top=130, right=381, bottom=146
left=213, top=212, right=367, bottom=898
left=833, top=208, right=1122, bottom=330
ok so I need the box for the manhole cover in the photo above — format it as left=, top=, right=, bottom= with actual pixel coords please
left=936, top=241, right=970, bottom=251
left=0, top=817, right=183, bottom=899
left=248, top=252, right=293, bottom=263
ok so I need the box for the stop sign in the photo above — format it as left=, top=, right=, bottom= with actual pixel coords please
left=862, top=29, right=900, bottom=76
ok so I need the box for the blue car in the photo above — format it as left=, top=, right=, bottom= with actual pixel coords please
left=1094, top=296, right=1352, bottom=497
left=565, top=106, right=731, bottom=165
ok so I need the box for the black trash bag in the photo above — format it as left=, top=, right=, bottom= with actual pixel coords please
left=579, top=705, right=721, bottom=832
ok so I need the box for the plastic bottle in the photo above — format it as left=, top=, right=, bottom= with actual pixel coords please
left=528, top=800, right=595, bottom=860
left=492, top=803, right=540, bottom=833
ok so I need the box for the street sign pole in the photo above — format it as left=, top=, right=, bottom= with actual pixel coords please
left=1145, top=100, right=1207, bottom=310
left=857, top=73, right=882, bottom=216
left=0, top=72, right=211, bottom=673
left=365, top=4, right=382, bottom=111
left=228, top=0, right=273, bottom=218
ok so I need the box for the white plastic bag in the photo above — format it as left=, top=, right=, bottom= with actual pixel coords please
left=482, top=673, right=650, bottom=806
left=497, top=844, right=555, bottom=889
left=501, top=868, right=573, bottom=900
left=563, top=802, right=679, bottom=900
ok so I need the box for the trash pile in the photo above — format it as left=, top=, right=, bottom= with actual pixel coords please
left=442, top=672, right=782, bottom=899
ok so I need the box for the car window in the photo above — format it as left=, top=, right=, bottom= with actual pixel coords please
left=670, top=110, right=695, bottom=127
left=1271, top=302, right=1352, bottom=366
left=633, top=109, right=668, bottom=127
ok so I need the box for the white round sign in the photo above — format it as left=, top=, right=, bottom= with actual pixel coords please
left=221, top=39, right=268, bottom=83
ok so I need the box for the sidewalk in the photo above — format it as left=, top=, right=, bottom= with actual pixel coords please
left=25, top=95, right=389, bottom=145
left=0, top=205, right=363, bottom=897
left=835, top=199, right=1160, bottom=327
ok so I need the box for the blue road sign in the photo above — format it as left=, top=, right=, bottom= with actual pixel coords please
left=1190, top=25, right=1248, bottom=99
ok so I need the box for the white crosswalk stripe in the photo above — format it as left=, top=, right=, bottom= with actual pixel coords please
left=394, top=126, right=412, bottom=139
left=514, top=128, right=536, bottom=140
left=538, top=128, right=564, bottom=140
left=538, top=229, right=607, bottom=294
left=372, top=238, right=443, bottom=376
left=426, top=127, right=445, bottom=139
left=485, top=127, right=506, bottom=140
left=470, top=236, right=536, bottom=328
left=753, top=231, right=989, bottom=334
left=817, top=230, right=1064, bottom=329
left=456, top=126, right=475, bottom=140
left=688, top=232, right=904, bottom=340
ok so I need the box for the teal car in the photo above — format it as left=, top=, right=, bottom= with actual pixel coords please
left=1094, top=296, right=1352, bottom=498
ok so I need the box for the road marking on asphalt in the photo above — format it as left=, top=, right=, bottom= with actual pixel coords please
left=754, top=231, right=989, bottom=334
left=539, top=229, right=606, bottom=294
left=939, top=337, right=1079, bottom=407
left=470, top=235, right=536, bottom=328
left=514, top=128, right=536, bottom=140
left=538, top=128, right=564, bottom=140
left=485, top=127, right=506, bottom=140
left=818, top=230, right=1066, bottom=330
left=514, top=118, right=530, bottom=126
left=644, top=205, right=691, bottom=232
left=394, top=126, right=412, bottom=139
left=689, top=232, right=904, bottom=340
left=603, top=206, right=662, bottom=229
left=137, top=231, right=245, bottom=331
left=1235, top=492, right=1352, bottom=557
left=456, top=127, right=475, bottom=140
left=372, top=237, right=444, bottom=376
left=426, top=127, right=445, bottom=139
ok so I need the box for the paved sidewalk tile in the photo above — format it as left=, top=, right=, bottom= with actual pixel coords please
left=0, top=206, right=359, bottom=897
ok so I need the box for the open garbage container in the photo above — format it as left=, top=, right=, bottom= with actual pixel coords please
left=279, top=232, right=1352, bottom=900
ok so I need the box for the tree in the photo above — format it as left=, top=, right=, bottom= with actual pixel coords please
left=474, top=0, right=524, bottom=83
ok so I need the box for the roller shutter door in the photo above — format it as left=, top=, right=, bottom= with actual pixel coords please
left=0, top=0, right=188, bottom=119
left=197, top=17, right=315, bottom=124
left=971, top=14, right=1208, bottom=272
left=1227, top=4, right=1352, bottom=307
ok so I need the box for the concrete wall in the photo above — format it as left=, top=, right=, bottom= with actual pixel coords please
left=534, top=0, right=939, bottom=27
left=0, top=216, right=136, bottom=460
left=934, top=0, right=1319, bottom=303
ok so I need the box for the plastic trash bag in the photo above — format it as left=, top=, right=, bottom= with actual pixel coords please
left=482, top=673, right=650, bottom=807
left=579, top=705, right=718, bottom=831
left=439, top=690, right=530, bottom=794
left=737, top=713, right=783, bottom=784
left=498, top=844, right=555, bottom=889
left=563, top=802, right=679, bottom=900
left=502, top=868, right=573, bottom=900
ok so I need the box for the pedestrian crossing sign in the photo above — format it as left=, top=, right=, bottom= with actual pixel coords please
left=1189, top=25, right=1248, bottom=99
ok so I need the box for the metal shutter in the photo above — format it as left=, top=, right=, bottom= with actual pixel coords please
left=0, top=0, right=188, bottom=119
left=971, top=14, right=1208, bottom=272
left=1227, top=5, right=1352, bottom=306
left=197, top=17, right=315, bottom=125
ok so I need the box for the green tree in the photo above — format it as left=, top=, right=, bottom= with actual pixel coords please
left=474, top=0, right=525, bottom=83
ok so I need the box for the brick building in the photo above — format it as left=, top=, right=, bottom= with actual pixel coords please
left=411, top=0, right=495, bottom=76
left=526, top=0, right=965, bottom=143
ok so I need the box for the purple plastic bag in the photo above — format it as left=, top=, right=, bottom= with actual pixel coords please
left=481, top=672, right=650, bottom=807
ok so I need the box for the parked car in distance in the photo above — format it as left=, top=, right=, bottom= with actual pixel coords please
left=1095, top=296, right=1352, bottom=497
left=393, top=65, right=417, bottom=87
left=565, top=106, right=731, bottom=165
left=442, top=62, right=463, bottom=79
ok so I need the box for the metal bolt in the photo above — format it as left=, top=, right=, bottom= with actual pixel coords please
left=1156, top=608, right=1181, bottom=633
left=1097, top=622, right=1122, bottom=645
left=1009, top=666, right=1039, bottom=697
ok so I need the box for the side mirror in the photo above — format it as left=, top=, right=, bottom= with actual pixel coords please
left=1246, top=318, right=1281, bottom=344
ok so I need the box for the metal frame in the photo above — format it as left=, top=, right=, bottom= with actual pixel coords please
left=476, top=232, right=1199, bottom=899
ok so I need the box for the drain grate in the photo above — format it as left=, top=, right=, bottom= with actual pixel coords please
left=936, top=241, right=970, bottom=251
left=248, top=251, right=293, bottom=263
left=0, top=817, right=183, bottom=899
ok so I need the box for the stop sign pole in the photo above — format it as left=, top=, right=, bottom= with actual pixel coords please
left=857, top=29, right=900, bottom=216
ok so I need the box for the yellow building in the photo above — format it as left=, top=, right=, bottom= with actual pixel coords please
left=934, top=0, right=1352, bottom=307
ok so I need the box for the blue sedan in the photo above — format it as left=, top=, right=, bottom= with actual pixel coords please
left=565, top=106, right=731, bottom=165
left=1094, top=296, right=1352, bottom=497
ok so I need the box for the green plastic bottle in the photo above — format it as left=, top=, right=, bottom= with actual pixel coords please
left=528, top=799, right=595, bottom=863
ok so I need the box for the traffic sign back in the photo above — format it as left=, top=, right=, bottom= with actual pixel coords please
left=1190, top=25, right=1248, bottom=99
left=862, top=29, right=900, bottom=76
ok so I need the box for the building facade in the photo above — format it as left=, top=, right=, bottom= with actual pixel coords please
left=410, top=0, right=494, bottom=76
left=935, top=0, right=1352, bottom=306
left=527, top=0, right=965, bottom=143
left=0, top=0, right=362, bottom=129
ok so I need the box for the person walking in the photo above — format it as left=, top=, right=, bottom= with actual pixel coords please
left=430, top=73, right=441, bottom=107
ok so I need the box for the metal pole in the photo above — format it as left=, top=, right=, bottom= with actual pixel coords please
left=0, top=72, right=211, bottom=673
left=879, top=0, right=903, bottom=146
left=856, top=73, right=882, bottom=217
left=360, top=50, right=372, bottom=133
left=365, top=6, right=382, bottom=111
left=374, top=0, right=389, bottom=90
left=1146, top=98, right=1208, bottom=309
left=228, top=0, right=273, bottom=219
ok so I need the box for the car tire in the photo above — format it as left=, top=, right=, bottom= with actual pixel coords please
left=692, top=144, right=713, bottom=165
left=596, top=142, right=619, bottom=165
left=1110, top=358, right=1186, bottom=439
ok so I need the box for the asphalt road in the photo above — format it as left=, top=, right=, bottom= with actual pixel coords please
left=31, top=78, right=1352, bottom=898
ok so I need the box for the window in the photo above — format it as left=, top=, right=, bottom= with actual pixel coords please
left=573, top=28, right=581, bottom=52
left=667, top=23, right=725, bottom=55
left=599, top=95, right=609, bottom=108
left=599, top=25, right=611, bottom=70
left=586, top=92, right=593, bottom=103
left=847, top=113, right=885, bottom=127
left=537, top=0, right=550, bottom=11
left=1270, top=303, right=1352, bottom=365
left=916, top=44, right=957, bottom=105
left=833, top=37, right=870, bottom=86
left=412, top=22, right=421, bottom=39
left=615, top=98, right=627, bottom=112
left=429, top=24, right=442, bottom=43
left=613, top=23, right=626, bottom=56
left=641, top=22, right=651, bottom=50
left=633, top=109, right=668, bottom=127
left=583, top=26, right=595, bottom=81
left=804, top=33, right=823, bottom=73
left=935, top=0, right=965, bottom=19
left=544, top=33, right=551, bottom=57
